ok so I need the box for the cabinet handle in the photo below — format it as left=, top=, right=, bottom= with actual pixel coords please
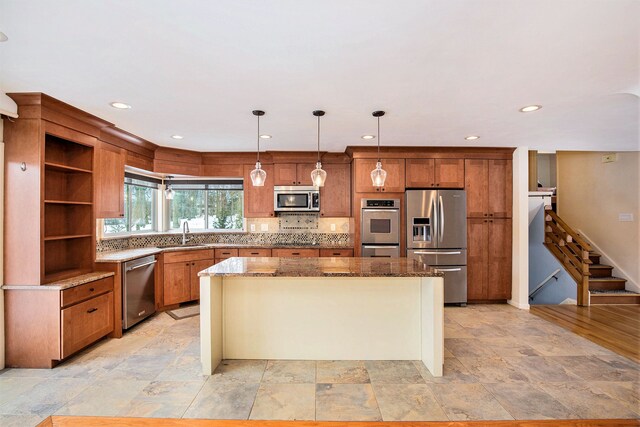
left=250, top=252, right=259, bottom=255
left=89, top=288, right=95, bottom=292
left=484, top=213, right=488, bottom=217
left=484, top=220, right=488, bottom=222
left=186, top=263, right=190, bottom=266
left=192, top=262, right=195, bottom=265
left=332, top=252, right=340, bottom=256
left=297, top=181, right=301, bottom=184
left=489, top=213, right=494, bottom=216
left=382, top=188, right=385, bottom=191
left=489, top=220, right=493, bottom=223
left=292, top=252, right=300, bottom=255
left=87, top=308, right=98, bottom=314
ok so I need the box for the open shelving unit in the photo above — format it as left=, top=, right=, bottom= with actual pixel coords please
left=43, top=134, right=95, bottom=283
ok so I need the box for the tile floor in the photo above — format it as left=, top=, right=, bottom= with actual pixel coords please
left=1, top=305, right=638, bottom=426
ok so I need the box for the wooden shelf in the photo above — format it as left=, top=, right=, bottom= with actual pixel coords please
left=44, top=234, right=92, bottom=241
left=43, top=268, right=93, bottom=284
left=44, top=200, right=93, bottom=205
left=45, top=162, right=92, bottom=174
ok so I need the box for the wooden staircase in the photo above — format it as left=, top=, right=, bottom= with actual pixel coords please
left=588, top=252, right=640, bottom=305
left=544, top=209, right=639, bottom=306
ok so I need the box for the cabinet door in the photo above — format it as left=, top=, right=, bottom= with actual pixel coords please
left=296, top=163, right=315, bottom=186
left=243, top=164, right=275, bottom=217
left=464, top=159, right=488, bottom=218
left=435, top=159, right=464, bottom=188
left=405, top=159, right=435, bottom=188
left=190, top=258, right=214, bottom=300
left=467, top=219, right=488, bottom=300
left=320, top=163, right=351, bottom=217
left=163, top=262, right=191, bottom=305
left=488, top=159, right=512, bottom=218
left=354, top=158, right=405, bottom=193
left=274, top=163, right=298, bottom=185
left=95, top=142, right=125, bottom=218
left=61, top=292, right=114, bottom=358
left=487, top=219, right=512, bottom=300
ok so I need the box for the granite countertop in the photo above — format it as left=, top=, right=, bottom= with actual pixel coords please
left=95, top=243, right=354, bottom=263
left=2, top=271, right=116, bottom=291
left=199, top=257, right=442, bottom=278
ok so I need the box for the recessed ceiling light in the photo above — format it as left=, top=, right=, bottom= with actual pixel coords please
left=361, top=135, right=376, bottom=140
left=0, top=32, right=8, bottom=42
left=465, top=135, right=480, bottom=140
left=259, top=134, right=272, bottom=139
left=519, top=105, right=541, bottom=112
left=171, top=135, right=184, bottom=140
left=110, top=102, right=131, bottom=109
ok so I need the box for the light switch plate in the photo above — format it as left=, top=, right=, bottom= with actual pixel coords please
left=602, top=153, right=617, bottom=163
left=261, top=223, right=269, bottom=231
left=250, top=224, right=256, bottom=232
left=331, top=223, right=336, bottom=231
left=619, top=213, right=634, bottom=222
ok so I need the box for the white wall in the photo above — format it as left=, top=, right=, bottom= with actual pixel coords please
left=1, top=119, right=5, bottom=369
left=509, top=147, right=530, bottom=310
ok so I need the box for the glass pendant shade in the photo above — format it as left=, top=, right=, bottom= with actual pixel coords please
left=250, top=161, right=266, bottom=186
left=370, top=161, right=387, bottom=187
left=164, top=187, right=174, bottom=200
left=311, top=161, right=327, bottom=187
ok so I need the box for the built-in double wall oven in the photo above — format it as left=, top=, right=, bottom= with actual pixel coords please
left=360, top=199, right=401, bottom=257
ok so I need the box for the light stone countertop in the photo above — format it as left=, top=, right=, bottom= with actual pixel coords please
left=2, top=271, right=116, bottom=291
left=95, top=247, right=163, bottom=263
left=199, top=257, right=442, bottom=278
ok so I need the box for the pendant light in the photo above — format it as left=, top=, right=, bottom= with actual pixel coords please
left=370, top=110, right=387, bottom=187
left=310, top=110, right=327, bottom=187
left=250, top=110, right=267, bottom=186
left=164, top=176, right=174, bottom=200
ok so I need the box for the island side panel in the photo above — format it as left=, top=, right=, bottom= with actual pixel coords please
left=421, top=276, right=444, bottom=377
left=223, top=277, right=422, bottom=360
left=200, top=275, right=223, bottom=375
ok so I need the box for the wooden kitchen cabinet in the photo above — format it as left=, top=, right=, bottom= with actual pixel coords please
left=61, top=291, right=114, bottom=358
left=95, top=141, right=125, bottom=218
left=467, top=218, right=512, bottom=301
left=238, top=248, right=272, bottom=257
left=465, top=159, right=512, bottom=218
left=163, top=249, right=214, bottom=306
left=272, top=248, right=320, bottom=257
left=243, top=163, right=275, bottom=217
left=274, top=163, right=316, bottom=186
left=320, top=163, right=351, bottom=217
left=319, top=248, right=354, bottom=257
left=354, top=158, right=405, bottom=193
left=405, top=159, right=464, bottom=188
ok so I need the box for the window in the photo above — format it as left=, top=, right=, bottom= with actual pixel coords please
left=167, top=180, right=243, bottom=231
left=167, top=181, right=243, bottom=230
left=104, top=174, right=159, bottom=234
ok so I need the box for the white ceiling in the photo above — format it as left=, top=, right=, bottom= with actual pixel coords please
left=1, top=0, right=638, bottom=152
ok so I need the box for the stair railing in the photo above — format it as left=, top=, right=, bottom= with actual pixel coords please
left=544, top=210, right=592, bottom=306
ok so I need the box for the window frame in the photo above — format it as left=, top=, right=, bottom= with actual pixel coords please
left=103, top=174, right=160, bottom=236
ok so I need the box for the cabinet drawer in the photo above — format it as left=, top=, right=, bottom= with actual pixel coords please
left=61, top=291, right=114, bottom=358
left=238, top=248, right=272, bottom=257
left=272, top=248, right=320, bottom=257
left=163, top=249, right=214, bottom=264
left=319, top=248, right=354, bottom=257
left=215, top=248, right=239, bottom=259
left=61, top=277, right=113, bottom=308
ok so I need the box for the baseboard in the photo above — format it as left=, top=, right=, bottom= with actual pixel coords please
left=577, top=229, right=639, bottom=292
left=508, top=299, right=530, bottom=310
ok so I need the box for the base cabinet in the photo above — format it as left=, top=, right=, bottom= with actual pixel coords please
left=4, top=276, right=115, bottom=368
left=163, top=249, right=214, bottom=306
left=467, top=218, right=512, bottom=301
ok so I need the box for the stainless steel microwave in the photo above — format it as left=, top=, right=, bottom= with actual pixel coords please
left=274, top=186, right=320, bottom=212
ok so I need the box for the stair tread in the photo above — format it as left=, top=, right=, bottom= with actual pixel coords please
left=589, top=276, right=627, bottom=281
left=590, top=289, right=639, bottom=295
left=589, top=251, right=601, bottom=256
left=590, top=264, right=613, bottom=269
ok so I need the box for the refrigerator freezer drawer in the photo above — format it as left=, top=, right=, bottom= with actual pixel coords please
left=407, top=249, right=467, bottom=266
left=434, top=265, right=467, bottom=304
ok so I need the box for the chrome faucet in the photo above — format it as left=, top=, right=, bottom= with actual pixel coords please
left=182, top=221, right=191, bottom=245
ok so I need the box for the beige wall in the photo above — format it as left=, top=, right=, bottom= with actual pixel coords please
left=557, top=151, right=640, bottom=289
left=537, top=153, right=556, bottom=187
left=1, top=119, right=5, bottom=369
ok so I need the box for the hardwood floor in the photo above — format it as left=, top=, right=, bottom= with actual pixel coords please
left=38, top=415, right=640, bottom=427
left=530, top=305, right=640, bottom=362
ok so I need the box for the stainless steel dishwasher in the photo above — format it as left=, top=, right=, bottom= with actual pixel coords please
left=123, top=255, right=157, bottom=329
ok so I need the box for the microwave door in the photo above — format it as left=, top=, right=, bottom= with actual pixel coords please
left=276, top=193, right=309, bottom=210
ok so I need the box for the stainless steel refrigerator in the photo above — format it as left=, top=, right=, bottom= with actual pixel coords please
left=406, top=189, right=467, bottom=304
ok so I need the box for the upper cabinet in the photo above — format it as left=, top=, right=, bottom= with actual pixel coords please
left=320, top=163, right=351, bottom=217
left=95, top=141, right=125, bottom=218
left=274, top=163, right=315, bottom=186
left=354, top=158, right=405, bottom=193
left=465, top=159, right=512, bottom=218
left=405, top=159, right=464, bottom=188
left=243, top=163, right=275, bottom=217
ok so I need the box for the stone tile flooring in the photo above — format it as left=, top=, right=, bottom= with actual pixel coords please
left=1, top=305, right=639, bottom=426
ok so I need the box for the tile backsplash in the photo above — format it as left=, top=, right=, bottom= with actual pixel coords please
left=97, top=214, right=353, bottom=252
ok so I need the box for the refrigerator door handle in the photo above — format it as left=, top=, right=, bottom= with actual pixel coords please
left=432, top=197, right=438, bottom=246
left=413, top=251, right=462, bottom=255
left=439, top=195, right=445, bottom=242
left=435, top=267, right=462, bottom=273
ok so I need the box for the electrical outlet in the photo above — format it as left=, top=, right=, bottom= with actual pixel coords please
left=602, top=153, right=617, bottom=163
left=330, top=223, right=336, bottom=231
left=619, top=213, right=634, bottom=222
left=250, top=224, right=256, bottom=232
left=261, top=223, right=269, bottom=231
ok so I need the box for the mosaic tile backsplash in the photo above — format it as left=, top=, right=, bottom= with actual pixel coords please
left=97, top=232, right=352, bottom=252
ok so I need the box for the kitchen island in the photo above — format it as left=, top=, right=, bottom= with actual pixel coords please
left=198, top=257, right=445, bottom=376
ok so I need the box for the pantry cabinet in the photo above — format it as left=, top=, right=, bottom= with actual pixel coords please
left=467, top=218, right=512, bottom=301
left=465, top=159, right=512, bottom=218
